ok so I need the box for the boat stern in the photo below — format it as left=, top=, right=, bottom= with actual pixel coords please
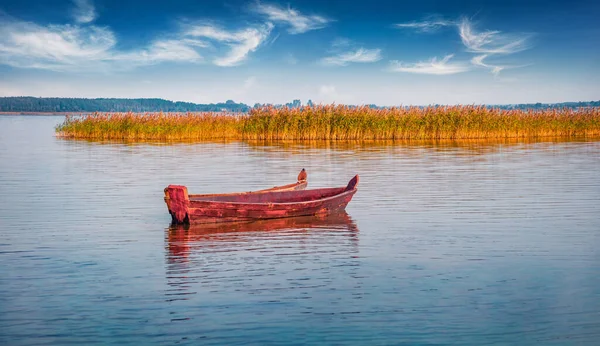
left=164, top=185, right=190, bottom=224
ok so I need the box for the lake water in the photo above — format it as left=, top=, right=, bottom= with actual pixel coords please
left=1, top=115, right=599, bottom=345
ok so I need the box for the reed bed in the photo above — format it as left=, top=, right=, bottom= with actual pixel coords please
left=55, top=105, right=600, bottom=141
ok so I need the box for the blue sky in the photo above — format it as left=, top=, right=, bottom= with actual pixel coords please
left=0, top=0, right=598, bottom=105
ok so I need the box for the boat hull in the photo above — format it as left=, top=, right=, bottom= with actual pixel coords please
left=186, top=190, right=356, bottom=224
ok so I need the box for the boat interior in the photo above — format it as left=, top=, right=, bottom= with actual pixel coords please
left=189, top=175, right=358, bottom=204
left=188, top=181, right=307, bottom=199
left=190, top=187, right=349, bottom=204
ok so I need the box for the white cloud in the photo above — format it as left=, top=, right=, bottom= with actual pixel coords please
left=187, top=23, right=273, bottom=66
left=471, top=54, right=503, bottom=76
left=459, top=18, right=532, bottom=76
left=0, top=19, right=115, bottom=70
left=394, top=17, right=454, bottom=33
left=0, top=17, right=205, bottom=71
left=332, top=38, right=351, bottom=47
left=459, top=18, right=531, bottom=54
left=393, top=15, right=533, bottom=76
left=389, top=54, right=469, bottom=75
left=471, top=54, right=530, bottom=77
left=0, top=1, right=275, bottom=71
left=116, top=39, right=204, bottom=64
left=253, top=2, right=331, bottom=34
left=395, top=16, right=531, bottom=55
left=321, top=48, right=382, bottom=66
left=72, top=0, right=96, bottom=24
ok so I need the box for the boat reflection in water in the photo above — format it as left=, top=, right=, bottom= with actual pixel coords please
left=166, top=212, right=359, bottom=262
left=164, top=212, right=360, bottom=320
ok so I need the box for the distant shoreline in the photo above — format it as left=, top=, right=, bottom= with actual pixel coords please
left=0, top=111, right=241, bottom=116
left=0, top=112, right=82, bottom=115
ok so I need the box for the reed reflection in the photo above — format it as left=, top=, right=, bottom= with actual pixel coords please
left=58, top=135, right=599, bottom=152
left=243, top=137, right=599, bottom=155
left=164, top=212, right=360, bottom=307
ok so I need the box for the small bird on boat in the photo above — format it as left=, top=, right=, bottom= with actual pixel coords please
left=298, top=168, right=307, bottom=182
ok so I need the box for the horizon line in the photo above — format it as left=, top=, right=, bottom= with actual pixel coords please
left=1, top=96, right=599, bottom=107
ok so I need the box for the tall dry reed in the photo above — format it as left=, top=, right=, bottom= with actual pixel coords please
left=55, top=105, right=600, bottom=141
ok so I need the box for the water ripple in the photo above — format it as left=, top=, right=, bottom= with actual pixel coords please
left=0, top=116, right=599, bottom=345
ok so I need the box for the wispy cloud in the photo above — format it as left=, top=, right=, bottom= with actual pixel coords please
left=389, top=54, right=469, bottom=75
left=116, top=39, right=205, bottom=65
left=331, top=37, right=351, bottom=48
left=471, top=54, right=503, bottom=76
left=187, top=23, right=273, bottom=66
left=72, top=0, right=96, bottom=24
left=0, top=15, right=204, bottom=71
left=321, top=48, right=382, bottom=66
left=0, top=18, right=115, bottom=70
left=394, top=16, right=454, bottom=33
left=0, top=0, right=275, bottom=71
left=253, top=2, right=331, bottom=34
left=459, top=18, right=532, bottom=75
left=393, top=15, right=533, bottom=76
left=471, top=54, right=530, bottom=77
left=458, top=18, right=531, bottom=54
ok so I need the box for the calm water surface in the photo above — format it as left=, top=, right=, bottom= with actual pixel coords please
left=1, top=115, right=599, bottom=345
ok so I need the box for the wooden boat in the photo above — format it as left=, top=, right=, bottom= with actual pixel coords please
left=164, top=174, right=359, bottom=225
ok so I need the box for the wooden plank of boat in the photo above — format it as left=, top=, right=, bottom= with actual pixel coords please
left=165, top=175, right=359, bottom=225
left=188, top=168, right=308, bottom=199
left=165, top=169, right=308, bottom=219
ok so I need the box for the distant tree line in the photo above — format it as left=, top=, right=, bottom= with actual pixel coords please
left=0, top=97, right=250, bottom=113
left=1, top=97, right=598, bottom=113
left=490, top=101, right=600, bottom=110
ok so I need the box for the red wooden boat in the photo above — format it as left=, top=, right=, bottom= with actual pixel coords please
left=164, top=174, right=359, bottom=225
left=165, top=169, right=308, bottom=222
